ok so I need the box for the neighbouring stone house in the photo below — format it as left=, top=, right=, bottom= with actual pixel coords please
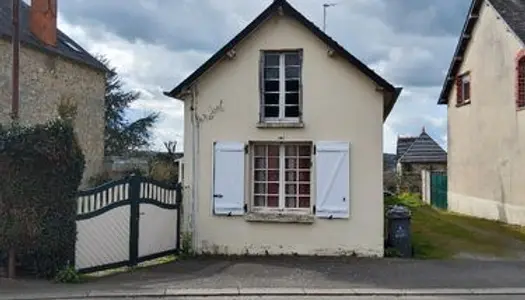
left=395, top=128, right=447, bottom=193
left=0, top=0, right=108, bottom=184
left=165, top=0, right=402, bottom=257
left=438, top=0, right=525, bottom=225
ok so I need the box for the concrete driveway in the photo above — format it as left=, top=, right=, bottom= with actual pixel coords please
left=2, top=256, right=525, bottom=299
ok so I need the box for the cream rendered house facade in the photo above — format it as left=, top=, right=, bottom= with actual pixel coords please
left=165, top=0, right=401, bottom=256
left=438, top=0, right=525, bottom=225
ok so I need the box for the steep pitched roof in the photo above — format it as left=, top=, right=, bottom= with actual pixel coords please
left=164, top=0, right=402, bottom=119
left=396, top=136, right=417, bottom=158
left=0, top=1, right=107, bottom=72
left=491, top=0, right=525, bottom=42
left=437, top=0, right=525, bottom=104
left=397, top=130, right=447, bottom=164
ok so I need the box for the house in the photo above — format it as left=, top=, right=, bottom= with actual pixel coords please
left=437, top=0, right=525, bottom=224
left=0, top=0, right=108, bottom=184
left=396, top=128, right=447, bottom=176
left=394, top=128, right=447, bottom=193
left=164, top=0, right=401, bottom=257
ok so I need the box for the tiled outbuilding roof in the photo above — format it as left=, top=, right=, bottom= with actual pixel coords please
left=397, top=130, right=447, bottom=163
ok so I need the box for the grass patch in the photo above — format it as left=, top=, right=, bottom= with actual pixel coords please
left=386, top=193, right=525, bottom=259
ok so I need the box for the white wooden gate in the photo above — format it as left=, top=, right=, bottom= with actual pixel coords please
left=75, top=176, right=182, bottom=273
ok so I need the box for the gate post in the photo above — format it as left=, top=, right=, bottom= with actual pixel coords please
left=128, top=175, right=140, bottom=267
left=175, top=182, right=183, bottom=253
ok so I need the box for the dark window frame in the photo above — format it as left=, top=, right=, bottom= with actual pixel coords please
left=517, top=55, right=525, bottom=109
left=456, top=71, right=471, bottom=106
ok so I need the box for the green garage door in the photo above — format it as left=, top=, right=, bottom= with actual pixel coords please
left=430, top=172, right=447, bottom=210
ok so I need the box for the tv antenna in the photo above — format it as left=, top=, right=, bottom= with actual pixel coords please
left=323, top=2, right=338, bottom=32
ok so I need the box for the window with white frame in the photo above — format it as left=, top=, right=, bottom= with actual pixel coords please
left=260, top=50, right=302, bottom=122
left=252, top=143, right=312, bottom=211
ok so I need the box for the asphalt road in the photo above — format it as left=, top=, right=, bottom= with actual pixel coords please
left=95, top=296, right=525, bottom=300
left=4, top=257, right=525, bottom=300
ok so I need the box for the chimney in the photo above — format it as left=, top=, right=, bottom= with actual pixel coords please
left=30, top=0, right=57, bottom=47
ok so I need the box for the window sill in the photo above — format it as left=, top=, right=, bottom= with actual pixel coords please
left=517, top=106, right=525, bottom=112
left=244, top=212, right=314, bottom=224
left=257, top=122, right=304, bottom=129
left=455, top=101, right=471, bottom=108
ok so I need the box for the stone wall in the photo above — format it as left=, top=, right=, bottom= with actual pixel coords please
left=0, top=38, right=106, bottom=186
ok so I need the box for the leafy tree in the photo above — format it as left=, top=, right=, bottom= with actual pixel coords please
left=98, top=55, right=159, bottom=156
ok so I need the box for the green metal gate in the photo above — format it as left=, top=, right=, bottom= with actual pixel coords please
left=430, top=172, right=447, bottom=210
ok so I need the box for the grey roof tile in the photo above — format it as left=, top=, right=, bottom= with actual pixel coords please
left=396, top=137, right=417, bottom=158
left=0, top=1, right=107, bottom=72
left=398, top=131, right=447, bottom=163
left=490, top=0, right=525, bottom=43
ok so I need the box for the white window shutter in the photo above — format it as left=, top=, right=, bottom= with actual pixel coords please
left=315, top=141, right=350, bottom=219
left=213, top=141, right=246, bottom=216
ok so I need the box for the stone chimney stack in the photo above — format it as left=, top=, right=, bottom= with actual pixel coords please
left=30, top=0, right=57, bottom=47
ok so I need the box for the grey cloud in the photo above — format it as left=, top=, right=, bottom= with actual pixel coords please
left=386, top=90, right=447, bottom=149
left=58, top=0, right=470, bottom=88
left=374, top=0, right=471, bottom=36
left=378, top=38, right=458, bottom=87
left=59, top=0, right=261, bottom=52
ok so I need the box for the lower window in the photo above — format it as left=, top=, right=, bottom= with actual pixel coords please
left=252, top=142, right=312, bottom=211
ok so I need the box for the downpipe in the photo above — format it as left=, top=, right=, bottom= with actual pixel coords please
left=190, top=85, right=199, bottom=253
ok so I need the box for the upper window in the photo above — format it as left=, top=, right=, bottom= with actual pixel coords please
left=517, top=56, right=525, bottom=109
left=260, top=50, right=302, bottom=122
left=456, top=72, right=471, bottom=105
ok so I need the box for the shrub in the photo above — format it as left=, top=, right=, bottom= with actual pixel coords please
left=54, top=264, right=82, bottom=284
left=0, top=113, right=85, bottom=278
left=149, top=159, right=178, bottom=183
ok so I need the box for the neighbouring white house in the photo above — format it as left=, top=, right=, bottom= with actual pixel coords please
left=164, top=0, right=402, bottom=256
left=437, top=0, right=525, bottom=225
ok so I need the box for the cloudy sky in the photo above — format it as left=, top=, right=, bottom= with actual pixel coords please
left=52, top=0, right=471, bottom=154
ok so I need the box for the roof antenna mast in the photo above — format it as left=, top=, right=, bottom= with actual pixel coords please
left=323, top=2, right=338, bottom=32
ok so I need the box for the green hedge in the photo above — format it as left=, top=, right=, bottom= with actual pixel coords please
left=0, top=118, right=85, bottom=278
